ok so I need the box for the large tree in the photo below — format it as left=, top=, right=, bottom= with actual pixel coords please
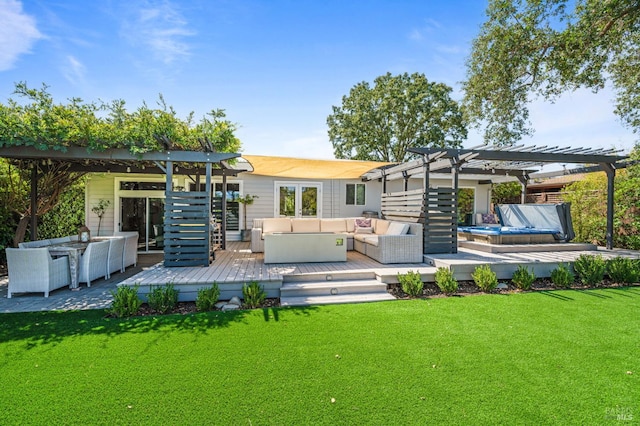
left=463, top=0, right=640, bottom=145
left=0, top=82, right=242, bottom=245
left=327, top=72, right=467, bottom=162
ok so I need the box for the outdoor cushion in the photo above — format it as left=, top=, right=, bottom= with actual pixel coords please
left=262, top=218, right=292, bottom=233
left=386, top=222, right=409, bottom=235
left=345, top=218, right=357, bottom=232
left=320, top=219, right=347, bottom=233
left=373, top=219, right=390, bottom=235
left=354, top=234, right=379, bottom=246
left=291, top=218, right=321, bottom=233
left=355, top=227, right=373, bottom=234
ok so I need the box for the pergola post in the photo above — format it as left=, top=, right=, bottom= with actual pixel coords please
left=30, top=163, right=38, bottom=241
left=602, top=163, right=615, bottom=250
left=517, top=174, right=528, bottom=204
left=221, top=172, right=227, bottom=250
left=205, top=162, right=212, bottom=254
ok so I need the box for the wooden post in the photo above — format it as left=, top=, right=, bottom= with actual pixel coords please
left=205, top=162, right=212, bottom=256
left=602, top=163, right=615, bottom=250
left=221, top=172, right=227, bottom=250
left=30, top=163, right=38, bottom=241
left=517, top=174, right=528, bottom=204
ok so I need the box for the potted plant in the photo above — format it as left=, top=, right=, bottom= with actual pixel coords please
left=237, top=194, right=258, bottom=242
left=91, top=199, right=111, bottom=236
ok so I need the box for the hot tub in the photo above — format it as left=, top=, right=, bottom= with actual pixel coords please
left=457, top=226, right=561, bottom=245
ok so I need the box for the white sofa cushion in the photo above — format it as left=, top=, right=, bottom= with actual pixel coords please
left=320, top=219, right=347, bottom=233
left=386, top=222, right=409, bottom=235
left=345, top=218, right=357, bottom=232
left=355, top=227, right=373, bottom=234
left=354, top=234, right=379, bottom=246
left=291, top=218, right=320, bottom=233
left=373, top=219, right=390, bottom=235
left=263, top=218, right=292, bottom=233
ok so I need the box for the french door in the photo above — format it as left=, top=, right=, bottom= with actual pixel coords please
left=120, top=197, right=165, bottom=251
left=276, top=183, right=321, bottom=218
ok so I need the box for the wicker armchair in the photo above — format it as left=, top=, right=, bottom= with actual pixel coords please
left=78, top=240, right=110, bottom=287
left=6, top=248, right=71, bottom=298
left=114, top=231, right=139, bottom=268
left=94, top=236, right=126, bottom=278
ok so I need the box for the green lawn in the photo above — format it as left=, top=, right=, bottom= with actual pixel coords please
left=1, top=288, right=638, bottom=425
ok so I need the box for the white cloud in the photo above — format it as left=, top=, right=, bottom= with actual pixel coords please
left=61, top=55, right=86, bottom=85
left=0, top=0, right=42, bottom=71
left=121, top=0, right=194, bottom=64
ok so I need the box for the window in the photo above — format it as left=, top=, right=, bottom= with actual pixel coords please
left=120, top=181, right=166, bottom=191
left=346, top=183, right=365, bottom=205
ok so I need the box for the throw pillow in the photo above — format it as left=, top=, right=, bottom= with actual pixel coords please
left=385, top=222, right=409, bottom=235
left=481, top=213, right=498, bottom=224
left=355, top=218, right=371, bottom=228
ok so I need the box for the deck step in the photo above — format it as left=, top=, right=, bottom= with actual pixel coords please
left=280, top=279, right=386, bottom=297
left=282, top=271, right=376, bottom=283
left=280, top=277, right=395, bottom=307
left=281, top=292, right=396, bottom=307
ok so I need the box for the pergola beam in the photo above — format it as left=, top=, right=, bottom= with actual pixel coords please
left=0, top=145, right=239, bottom=163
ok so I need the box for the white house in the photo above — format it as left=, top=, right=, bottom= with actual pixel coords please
left=84, top=154, right=495, bottom=252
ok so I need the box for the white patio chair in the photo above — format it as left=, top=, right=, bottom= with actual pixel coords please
left=114, top=231, right=139, bottom=268
left=6, top=248, right=71, bottom=298
left=78, top=240, right=110, bottom=287
left=94, top=236, right=126, bottom=278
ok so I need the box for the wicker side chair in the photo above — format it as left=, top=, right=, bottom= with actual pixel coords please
left=94, top=236, right=126, bottom=278
left=6, top=248, right=71, bottom=298
left=114, top=231, right=139, bottom=268
left=78, top=240, right=110, bottom=287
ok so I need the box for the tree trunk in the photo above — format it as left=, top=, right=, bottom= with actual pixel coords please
left=14, top=215, right=30, bottom=247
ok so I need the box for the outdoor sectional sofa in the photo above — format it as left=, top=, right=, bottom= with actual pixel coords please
left=251, top=217, right=423, bottom=264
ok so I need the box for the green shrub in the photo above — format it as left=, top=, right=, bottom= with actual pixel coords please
left=397, top=270, right=424, bottom=297
left=196, top=283, right=221, bottom=311
left=242, top=281, right=266, bottom=308
left=147, top=284, right=179, bottom=314
left=550, top=263, right=574, bottom=289
left=573, top=254, right=606, bottom=286
left=472, top=264, right=498, bottom=292
left=108, top=285, right=142, bottom=317
left=434, top=267, right=458, bottom=295
left=606, top=257, right=639, bottom=284
left=511, top=265, right=536, bottom=290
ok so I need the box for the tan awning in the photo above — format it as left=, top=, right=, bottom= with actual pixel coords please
left=241, top=155, right=392, bottom=179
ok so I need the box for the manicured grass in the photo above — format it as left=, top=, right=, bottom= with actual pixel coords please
left=1, top=288, right=639, bottom=425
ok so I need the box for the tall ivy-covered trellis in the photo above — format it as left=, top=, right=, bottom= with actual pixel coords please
left=362, top=144, right=629, bottom=254
left=0, top=145, right=251, bottom=267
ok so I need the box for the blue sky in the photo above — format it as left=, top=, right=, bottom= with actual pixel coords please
left=0, top=0, right=636, bottom=160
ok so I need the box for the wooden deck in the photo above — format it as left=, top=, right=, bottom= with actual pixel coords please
left=119, top=241, right=640, bottom=300
left=119, top=241, right=434, bottom=293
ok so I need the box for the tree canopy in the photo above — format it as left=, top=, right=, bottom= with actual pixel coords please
left=0, top=82, right=242, bottom=245
left=463, top=0, right=640, bottom=145
left=327, top=72, right=467, bottom=162
left=0, top=82, right=242, bottom=154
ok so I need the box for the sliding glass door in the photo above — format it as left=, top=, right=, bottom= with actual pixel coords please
left=120, top=197, right=165, bottom=251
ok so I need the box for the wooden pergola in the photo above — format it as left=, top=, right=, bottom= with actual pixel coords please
left=362, top=144, right=629, bottom=253
left=0, top=145, right=251, bottom=267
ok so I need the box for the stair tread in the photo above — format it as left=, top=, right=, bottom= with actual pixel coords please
left=281, top=292, right=396, bottom=307
left=281, top=279, right=383, bottom=289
